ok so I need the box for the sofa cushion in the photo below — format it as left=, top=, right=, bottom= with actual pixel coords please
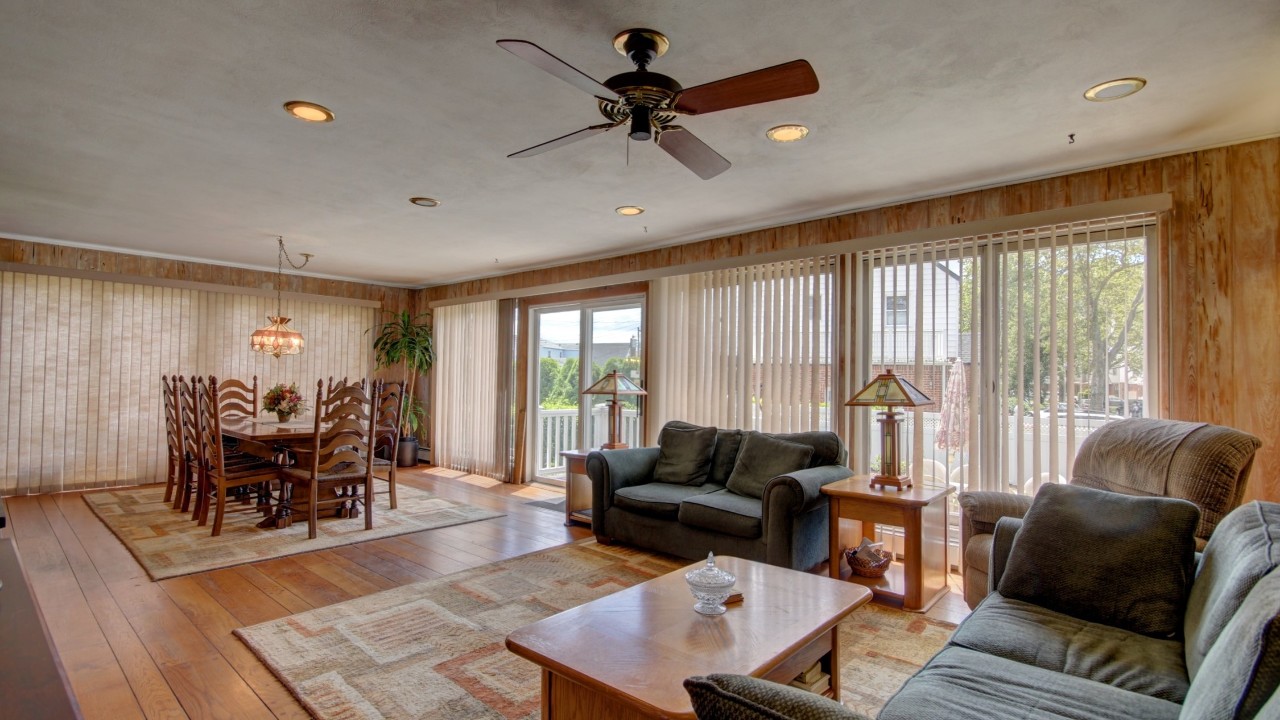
left=679, top=489, right=764, bottom=539
left=613, top=482, right=726, bottom=520
left=683, top=674, right=866, bottom=720
left=725, top=432, right=814, bottom=499
left=878, top=647, right=1182, bottom=720
left=768, top=430, right=845, bottom=468
left=665, top=421, right=744, bottom=487
left=949, top=592, right=1189, bottom=702
left=652, top=423, right=719, bottom=486
left=1180, top=571, right=1280, bottom=720
left=997, top=483, right=1199, bottom=638
left=1185, top=501, right=1280, bottom=678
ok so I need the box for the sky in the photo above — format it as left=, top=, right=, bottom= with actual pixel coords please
left=538, top=307, right=641, bottom=344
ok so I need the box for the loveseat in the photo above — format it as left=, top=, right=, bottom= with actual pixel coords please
left=684, top=490, right=1280, bottom=720
left=586, top=421, right=852, bottom=571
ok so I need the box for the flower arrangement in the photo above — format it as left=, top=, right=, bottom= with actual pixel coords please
left=262, top=382, right=307, bottom=419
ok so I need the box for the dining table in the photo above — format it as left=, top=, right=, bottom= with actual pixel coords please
left=219, top=415, right=317, bottom=528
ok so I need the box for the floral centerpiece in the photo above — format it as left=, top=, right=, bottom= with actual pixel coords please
left=263, top=382, right=307, bottom=422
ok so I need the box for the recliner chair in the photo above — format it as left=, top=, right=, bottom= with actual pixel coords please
left=958, top=418, right=1261, bottom=609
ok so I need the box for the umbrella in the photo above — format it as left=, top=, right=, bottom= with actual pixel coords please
left=935, top=359, right=969, bottom=454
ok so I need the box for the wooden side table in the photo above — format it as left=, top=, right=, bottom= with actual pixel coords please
left=822, top=475, right=954, bottom=612
left=559, top=449, right=593, bottom=526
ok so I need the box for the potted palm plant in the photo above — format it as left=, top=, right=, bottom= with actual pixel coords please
left=371, top=310, right=435, bottom=467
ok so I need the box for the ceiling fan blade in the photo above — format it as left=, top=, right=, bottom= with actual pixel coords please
left=673, top=59, right=819, bottom=115
left=497, top=39, right=618, bottom=100
left=508, top=123, right=617, bottom=158
left=657, top=126, right=731, bottom=180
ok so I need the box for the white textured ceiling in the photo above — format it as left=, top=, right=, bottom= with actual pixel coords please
left=2, top=0, right=1278, bottom=287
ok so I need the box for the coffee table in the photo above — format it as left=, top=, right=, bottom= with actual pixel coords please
left=505, top=555, right=872, bottom=719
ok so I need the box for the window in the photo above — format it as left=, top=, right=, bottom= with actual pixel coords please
left=649, top=257, right=834, bottom=434
left=0, top=270, right=375, bottom=493
left=849, top=213, right=1156, bottom=504
left=885, top=295, right=908, bottom=326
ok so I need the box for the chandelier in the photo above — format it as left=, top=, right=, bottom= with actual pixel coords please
left=250, top=236, right=312, bottom=357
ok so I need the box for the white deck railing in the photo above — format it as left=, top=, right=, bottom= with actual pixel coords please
left=535, top=406, right=641, bottom=477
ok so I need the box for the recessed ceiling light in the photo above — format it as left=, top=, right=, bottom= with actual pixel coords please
left=283, top=100, right=335, bottom=122
left=410, top=197, right=440, bottom=208
left=615, top=206, right=645, bottom=216
left=1083, top=78, right=1147, bottom=102
left=766, top=124, right=809, bottom=143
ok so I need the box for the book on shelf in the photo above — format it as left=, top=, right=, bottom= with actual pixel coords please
left=794, top=660, right=824, bottom=685
left=789, top=673, right=830, bottom=695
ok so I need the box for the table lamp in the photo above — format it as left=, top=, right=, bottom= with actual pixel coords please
left=846, top=369, right=933, bottom=490
left=582, top=371, right=647, bottom=449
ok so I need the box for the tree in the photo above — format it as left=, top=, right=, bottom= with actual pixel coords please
left=958, top=235, right=1146, bottom=413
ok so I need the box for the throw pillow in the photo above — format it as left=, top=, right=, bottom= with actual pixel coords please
left=684, top=674, right=866, bottom=720
left=652, top=423, right=719, bottom=486
left=997, top=483, right=1199, bottom=638
left=725, top=432, right=814, bottom=499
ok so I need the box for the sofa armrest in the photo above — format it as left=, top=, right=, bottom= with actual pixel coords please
left=586, top=447, right=661, bottom=515
left=988, top=516, right=1024, bottom=593
left=762, top=465, right=854, bottom=524
left=958, top=491, right=1033, bottom=551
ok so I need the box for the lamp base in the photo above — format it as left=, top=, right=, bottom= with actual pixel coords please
left=601, top=441, right=630, bottom=450
left=869, top=474, right=913, bottom=491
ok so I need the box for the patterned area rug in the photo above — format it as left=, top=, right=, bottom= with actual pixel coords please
left=84, top=484, right=504, bottom=581
left=235, top=541, right=955, bottom=720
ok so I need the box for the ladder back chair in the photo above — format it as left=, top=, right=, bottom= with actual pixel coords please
left=326, top=376, right=367, bottom=397
left=372, top=380, right=403, bottom=509
left=280, top=380, right=377, bottom=539
left=162, top=374, right=184, bottom=504
left=197, top=376, right=283, bottom=536
left=175, top=375, right=203, bottom=515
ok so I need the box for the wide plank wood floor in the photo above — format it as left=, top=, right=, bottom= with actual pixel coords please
left=4, top=467, right=590, bottom=720
left=5, top=467, right=970, bottom=719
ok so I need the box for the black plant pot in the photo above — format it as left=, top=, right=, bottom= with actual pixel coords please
left=396, top=437, right=419, bottom=467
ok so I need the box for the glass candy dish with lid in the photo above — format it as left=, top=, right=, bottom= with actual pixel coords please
left=684, top=552, right=737, bottom=615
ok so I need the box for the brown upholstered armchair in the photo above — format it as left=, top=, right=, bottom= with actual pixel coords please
left=958, top=418, right=1262, bottom=609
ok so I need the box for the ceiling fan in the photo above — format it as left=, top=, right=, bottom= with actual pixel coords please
left=497, top=29, right=819, bottom=180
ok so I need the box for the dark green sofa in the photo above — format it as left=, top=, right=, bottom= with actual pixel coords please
left=586, top=421, right=852, bottom=571
left=685, top=495, right=1280, bottom=720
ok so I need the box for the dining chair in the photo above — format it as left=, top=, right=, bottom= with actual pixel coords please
left=326, top=376, right=368, bottom=396
left=197, top=376, right=284, bottom=536
left=371, top=380, right=403, bottom=509
left=175, top=375, right=203, bottom=515
left=217, top=375, right=259, bottom=417
left=162, top=374, right=184, bottom=505
left=280, top=380, right=377, bottom=539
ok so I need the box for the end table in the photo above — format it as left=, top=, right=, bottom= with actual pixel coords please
left=822, top=475, right=954, bottom=612
left=558, top=449, right=593, bottom=527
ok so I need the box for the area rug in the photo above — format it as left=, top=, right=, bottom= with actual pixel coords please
left=235, top=541, right=955, bottom=720
left=83, top=484, right=504, bottom=581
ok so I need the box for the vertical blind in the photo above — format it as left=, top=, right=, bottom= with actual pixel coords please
left=432, top=300, right=505, bottom=479
left=0, top=271, right=375, bottom=495
left=649, top=257, right=835, bottom=434
left=848, top=214, right=1155, bottom=498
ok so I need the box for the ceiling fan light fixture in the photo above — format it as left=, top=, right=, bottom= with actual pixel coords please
left=1083, top=77, right=1146, bottom=102
left=615, top=206, right=645, bottom=216
left=410, top=197, right=441, bottom=208
left=283, top=100, right=335, bottom=122
left=766, top=124, right=809, bottom=142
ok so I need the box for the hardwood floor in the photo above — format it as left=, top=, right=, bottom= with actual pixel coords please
left=3, top=468, right=969, bottom=719
left=4, top=467, right=589, bottom=720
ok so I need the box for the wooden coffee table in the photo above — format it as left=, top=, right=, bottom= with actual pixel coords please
left=505, top=555, right=872, bottom=720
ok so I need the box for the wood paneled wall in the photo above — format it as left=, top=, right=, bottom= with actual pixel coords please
left=0, top=238, right=413, bottom=313
left=420, top=138, right=1280, bottom=504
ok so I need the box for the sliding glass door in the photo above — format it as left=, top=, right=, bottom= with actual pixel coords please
left=530, top=297, right=644, bottom=484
